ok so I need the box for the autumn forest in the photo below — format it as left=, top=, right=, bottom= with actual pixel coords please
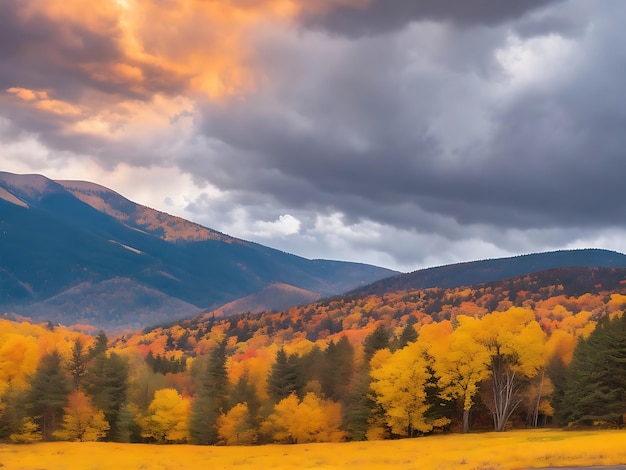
left=1, top=267, right=626, bottom=446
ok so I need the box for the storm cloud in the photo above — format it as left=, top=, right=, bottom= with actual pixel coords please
left=2, top=0, right=626, bottom=271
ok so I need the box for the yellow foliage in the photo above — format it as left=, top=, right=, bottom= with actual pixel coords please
left=370, top=342, right=449, bottom=437
left=476, top=308, right=546, bottom=376
left=9, top=417, right=42, bottom=443
left=263, top=392, right=345, bottom=444
left=54, top=391, right=109, bottom=442
left=141, top=388, right=191, bottom=443
left=544, top=329, right=577, bottom=364
left=0, top=333, right=39, bottom=394
left=217, top=402, right=258, bottom=445
left=431, top=316, right=491, bottom=412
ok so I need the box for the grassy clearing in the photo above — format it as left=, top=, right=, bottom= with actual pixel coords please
left=0, top=429, right=625, bottom=470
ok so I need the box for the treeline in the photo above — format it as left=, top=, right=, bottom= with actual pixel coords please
left=119, top=268, right=626, bottom=358
left=1, top=306, right=625, bottom=445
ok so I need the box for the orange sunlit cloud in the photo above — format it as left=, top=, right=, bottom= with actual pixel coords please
left=4, top=0, right=370, bottom=144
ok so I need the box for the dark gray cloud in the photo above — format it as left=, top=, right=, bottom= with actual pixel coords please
left=183, top=1, right=626, bottom=241
left=301, top=0, right=564, bottom=37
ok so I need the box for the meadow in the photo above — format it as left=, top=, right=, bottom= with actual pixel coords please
left=1, top=429, right=625, bottom=470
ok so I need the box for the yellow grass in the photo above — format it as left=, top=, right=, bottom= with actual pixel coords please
left=1, top=429, right=625, bottom=470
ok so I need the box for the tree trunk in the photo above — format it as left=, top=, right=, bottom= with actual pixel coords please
left=462, top=409, right=470, bottom=433
left=490, top=355, right=521, bottom=432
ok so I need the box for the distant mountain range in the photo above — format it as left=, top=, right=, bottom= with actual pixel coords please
left=0, top=172, right=396, bottom=331
left=345, top=248, right=626, bottom=299
left=3, top=172, right=626, bottom=334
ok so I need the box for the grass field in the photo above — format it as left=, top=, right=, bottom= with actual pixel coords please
left=1, top=429, right=625, bottom=470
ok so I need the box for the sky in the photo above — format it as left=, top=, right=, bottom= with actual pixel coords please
left=2, top=0, right=626, bottom=273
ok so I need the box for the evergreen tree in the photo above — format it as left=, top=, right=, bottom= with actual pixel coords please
left=68, top=339, right=87, bottom=391
left=85, top=352, right=129, bottom=441
left=230, top=371, right=262, bottom=419
left=28, top=351, right=72, bottom=440
left=267, top=348, right=304, bottom=403
left=364, top=325, right=390, bottom=361
left=89, top=331, right=108, bottom=359
left=395, top=325, right=418, bottom=350
left=189, top=341, right=229, bottom=445
left=0, top=384, right=28, bottom=440
left=321, top=336, right=355, bottom=402
left=556, top=315, right=626, bottom=426
left=345, top=370, right=377, bottom=440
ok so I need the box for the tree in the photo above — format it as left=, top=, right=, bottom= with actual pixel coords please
left=321, top=336, right=355, bottom=402
left=267, top=348, right=303, bottom=403
left=68, top=339, right=87, bottom=391
left=9, top=418, right=42, bottom=443
left=28, top=351, right=72, bottom=440
left=53, top=391, right=109, bottom=441
left=229, top=370, right=262, bottom=422
left=217, top=402, right=258, bottom=445
left=475, top=308, right=546, bottom=431
left=263, top=392, right=345, bottom=444
left=427, top=318, right=491, bottom=433
left=556, top=314, right=626, bottom=427
left=88, top=331, right=108, bottom=359
left=394, top=325, right=418, bottom=350
left=189, top=342, right=229, bottom=445
left=370, top=344, right=449, bottom=437
left=364, top=325, right=390, bottom=361
left=85, top=352, right=129, bottom=441
left=141, top=388, right=190, bottom=443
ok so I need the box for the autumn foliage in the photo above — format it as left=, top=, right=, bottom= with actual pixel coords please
left=1, top=267, right=626, bottom=444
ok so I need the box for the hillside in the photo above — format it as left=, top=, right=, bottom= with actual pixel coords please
left=0, top=172, right=396, bottom=331
left=350, top=249, right=626, bottom=297
left=3, top=263, right=626, bottom=446
left=118, top=265, right=626, bottom=356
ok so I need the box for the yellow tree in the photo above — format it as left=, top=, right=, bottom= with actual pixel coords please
left=474, top=308, right=546, bottom=431
left=141, top=388, right=190, bottom=443
left=53, top=391, right=109, bottom=442
left=217, top=402, right=258, bottom=445
left=424, top=318, right=491, bottom=433
left=263, top=392, right=345, bottom=444
left=0, top=333, right=39, bottom=395
left=370, top=343, right=449, bottom=438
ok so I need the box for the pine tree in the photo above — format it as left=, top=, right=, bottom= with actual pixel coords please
left=556, top=315, right=626, bottom=426
left=321, top=336, right=355, bottom=402
left=364, top=325, right=390, bottom=361
left=267, top=348, right=304, bottom=403
left=189, top=342, right=229, bottom=444
left=68, top=339, right=87, bottom=391
left=85, top=352, right=129, bottom=441
left=0, top=384, right=28, bottom=440
left=89, top=331, right=108, bottom=359
left=28, top=351, right=72, bottom=440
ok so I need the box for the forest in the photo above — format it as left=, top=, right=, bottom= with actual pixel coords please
left=1, top=268, right=625, bottom=445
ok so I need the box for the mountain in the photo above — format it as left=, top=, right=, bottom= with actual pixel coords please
left=0, top=172, right=396, bottom=331
left=346, top=249, right=626, bottom=298
left=209, top=282, right=321, bottom=318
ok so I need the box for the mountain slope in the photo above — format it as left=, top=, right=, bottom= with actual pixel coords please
left=0, top=172, right=396, bottom=330
left=209, top=282, right=321, bottom=318
left=347, top=249, right=626, bottom=298
left=118, top=265, right=626, bottom=356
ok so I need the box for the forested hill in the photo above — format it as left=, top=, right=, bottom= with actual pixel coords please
left=349, top=249, right=626, bottom=297
left=120, top=266, right=626, bottom=356
left=3, top=266, right=626, bottom=445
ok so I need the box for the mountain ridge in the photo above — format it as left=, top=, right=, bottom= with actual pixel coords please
left=0, top=171, right=396, bottom=331
left=345, top=248, right=626, bottom=298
